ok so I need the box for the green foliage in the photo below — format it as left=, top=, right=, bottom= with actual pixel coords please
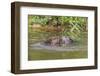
left=28, top=15, right=88, bottom=41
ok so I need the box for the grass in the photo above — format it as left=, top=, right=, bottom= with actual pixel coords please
left=28, top=49, right=88, bottom=61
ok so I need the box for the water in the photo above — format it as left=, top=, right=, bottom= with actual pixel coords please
left=30, top=42, right=87, bottom=52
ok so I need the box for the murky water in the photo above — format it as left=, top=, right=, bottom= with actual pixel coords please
left=30, top=42, right=87, bottom=52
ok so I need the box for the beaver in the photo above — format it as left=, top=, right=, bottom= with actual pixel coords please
left=44, top=36, right=73, bottom=46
